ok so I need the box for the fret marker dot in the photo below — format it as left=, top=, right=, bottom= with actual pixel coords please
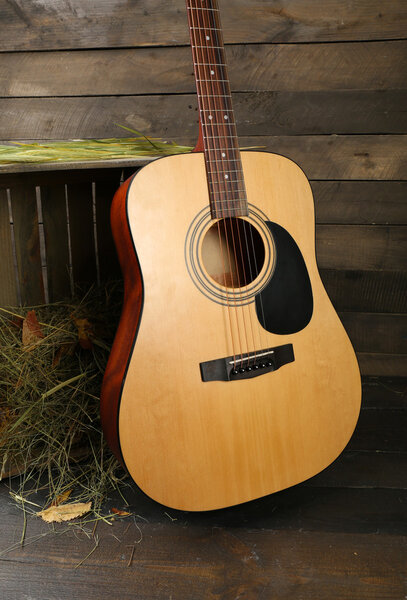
left=210, top=70, right=215, bottom=75
left=224, top=115, right=229, bottom=120
left=208, top=115, right=213, bottom=120
left=222, top=153, right=226, bottom=157
left=225, top=174, right=229, bottom=179
left=206, top=36, right=210, bottom=40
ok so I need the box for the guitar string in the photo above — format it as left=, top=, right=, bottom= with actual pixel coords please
left=206, top=0, right=269, bottom=361
left=187, top=0, right=240, bottom=367
left=200, top=0, right=265, bottom=365
left=192, top=0, right=253, bottom=366
left=190, top=1, right=248, bottom=367
left=208, top=0, right=263, bottom=366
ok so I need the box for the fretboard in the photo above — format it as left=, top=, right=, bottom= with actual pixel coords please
left=186, top=0, right=248, bottom=219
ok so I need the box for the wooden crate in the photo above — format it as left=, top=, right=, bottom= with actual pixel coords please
left=0, top=163, right=148, bottom=305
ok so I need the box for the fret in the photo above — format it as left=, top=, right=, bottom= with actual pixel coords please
left=197, top=79, right=228, bottom=82
left=209, top=181, right=245, bottom=187
left=204, top=135, right=237, bottom=139
left=190, top=26, right=221, bottom=31
left=210, top=191, right=246, bottom=197
left=193, top=45, right=223, bottom=49
left=199, top=94, right=231, bottom=98
left=187, top=6, right=219, bottom=11
left=194, top=63, right=226, bottom=66
left=207, top=169, right=242, bottom=174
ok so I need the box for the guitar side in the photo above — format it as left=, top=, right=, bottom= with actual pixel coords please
left=101, top=150, right=361, bottom=511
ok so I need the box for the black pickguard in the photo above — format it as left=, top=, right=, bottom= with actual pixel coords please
left=255, top=222, right=313, bottom=335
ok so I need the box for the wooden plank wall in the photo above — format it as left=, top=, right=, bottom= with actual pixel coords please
left=0, top=0, right=406, bottom=376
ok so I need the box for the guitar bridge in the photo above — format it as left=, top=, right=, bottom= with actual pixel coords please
left=200, top=344, right=294, bottom=382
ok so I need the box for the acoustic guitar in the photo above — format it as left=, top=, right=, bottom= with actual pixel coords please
left=101, top=0, right=361, bottom=511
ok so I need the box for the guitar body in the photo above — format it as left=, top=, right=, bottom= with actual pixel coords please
left=101, top=150, right=361, bottom=511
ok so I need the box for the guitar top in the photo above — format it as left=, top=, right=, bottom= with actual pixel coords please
left=100, top=0, right=361, bottom=511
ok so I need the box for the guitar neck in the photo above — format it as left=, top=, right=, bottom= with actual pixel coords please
left=186, top=0, right=248, bottom=219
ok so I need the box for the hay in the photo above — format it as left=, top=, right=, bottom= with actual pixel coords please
left=0, top=285, right=128, bottom=517
left=0, top=128, right=192, bottom=164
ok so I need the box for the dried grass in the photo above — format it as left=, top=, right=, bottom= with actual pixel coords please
left=0, top=129, right=192, bottom=164
left=0, top=285, right=128, bottom=516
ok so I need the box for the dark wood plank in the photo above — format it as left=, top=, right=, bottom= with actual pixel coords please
left=348, top=409, right=407, bottom=452
left=0, top=524, right=405, bottom=600
left=9, top=184, right=44, bottom=305
left=0, top=188, right=18, bottom=306
left=361, top=379, right=406, bottom=409
left=307, top=451, right=407, bottom=489
left=312, top=181, right=407, bottom=225
left=321, top=270, right=407, bottom=313
left=358, top=353, right=407, bottom=377
left=1, top=41, right=406, bottom=97
left=316, top=225, right=407, bottom=270
left=0, top=168, right=141, bottom=187
left=240, top=135, right=407, bottom=180
left=66, top=182, right=97, bottom=288
left=1, top=0, right=406, bottom=51
left=1, top=91, right=406, bottom=140
left=1, top=136, right=406, bottom=181
left=40, top=184, right=71, bottom=301
left=340, top=312, right=407, bottom=354
left=94, top=178, right=121, bottom=282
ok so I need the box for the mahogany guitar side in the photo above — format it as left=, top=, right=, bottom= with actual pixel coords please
left=101, top=150, right=361, bottom=511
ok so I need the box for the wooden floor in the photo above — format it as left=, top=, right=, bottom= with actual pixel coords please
left=0, top=378, right=406, bottom=599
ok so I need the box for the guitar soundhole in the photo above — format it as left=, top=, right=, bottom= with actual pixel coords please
left=201, top=218, right=265, bottom=289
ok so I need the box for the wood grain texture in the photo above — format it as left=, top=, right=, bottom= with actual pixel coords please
left=307, top=451, right=407, bottom=489
left=66, top=182, right=96, bottom=287
left=312, top=181, right=407, bottom=225
left=1, top=136, right=406, bottom=181
left=1, top=91, right=406, bottom=139
left=0, top=188, right=18, bottom=306
left=9, top=184, right=44, bottom=305
left=321, top=270, right=407, bottom=313
left=357, top=353, right=407, bottom=377
left=114, top=151, right=361, bottom=511
left=1, top=41, right=406, bottom=97
left=316, top=225, right=407, bottom=270
left=40, top=184, right=71, bottom=301
left=341, top=312, right=407, bottom=354
left=0, top=0, right=406, bottom=51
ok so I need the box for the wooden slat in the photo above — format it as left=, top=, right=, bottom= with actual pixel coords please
left=321, top=270, right=407, bottom=313
left=1, top=136, right=406, bottom=181
left=95, top=178, right=121, bottom=282
left=66, top=182, right=97, bottom=288
left=348, top=409, right=407, bottom=452
left=240, top=136, right=407, bottom=180
left=312, top=181, right=407, bottom=225
left=0, top=188, right=18, bottom=305
left=316, top=225, right=406, bottom=270
left=1, top=41, right=406, bottom=97
left=1, top=90, right=406, bottom=140
left=0, top=512, right=405, bottom=599
left=307, top=451, right=407, bottom=489
left=358, top=353, right=407, bottom=377
left=361, top=380, right=406, bottom=409
left=40, top=184, right=71, bottom=301
left=341, top=312, right=407, bottom=354
left=0, top=168, right=141, bottom=187
left=9, top=184, right=44, bottom=305
left=0, top=0, right=406, bottom=51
